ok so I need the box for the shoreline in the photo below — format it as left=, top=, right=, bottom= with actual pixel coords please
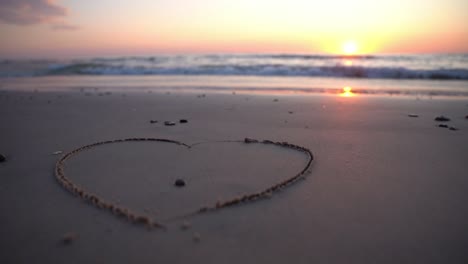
left=2, top=75, right=468, bottom=99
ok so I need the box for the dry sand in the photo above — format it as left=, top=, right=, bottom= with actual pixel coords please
left=0, top=89, right=467, bottom=264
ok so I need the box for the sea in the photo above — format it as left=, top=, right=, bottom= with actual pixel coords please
left=1, top=54, right=468, bottom=97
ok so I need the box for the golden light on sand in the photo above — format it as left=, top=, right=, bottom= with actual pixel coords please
left=342, top=41, right=358, bottom=55
left=340, top=86, right=355, bottom=97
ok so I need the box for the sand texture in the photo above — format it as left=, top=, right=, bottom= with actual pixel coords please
left=1, top=90, right=468, bottom=264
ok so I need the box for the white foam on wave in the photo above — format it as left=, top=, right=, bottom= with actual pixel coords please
left=1, top=54, right=467, bottom=80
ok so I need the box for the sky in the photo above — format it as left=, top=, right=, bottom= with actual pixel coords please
left=0, top=0, right=467, bottom=58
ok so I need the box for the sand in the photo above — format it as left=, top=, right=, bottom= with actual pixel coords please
left=0, top=89, right=467, bottom=264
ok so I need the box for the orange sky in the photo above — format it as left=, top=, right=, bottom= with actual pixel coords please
left=0, top=0, right=467, bottom=58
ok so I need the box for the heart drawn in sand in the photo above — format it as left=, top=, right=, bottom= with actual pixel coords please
left=55, top=138, right=313, bottom=229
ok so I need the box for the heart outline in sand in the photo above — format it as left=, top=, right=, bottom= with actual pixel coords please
left=55, top=138, right=314, bottom=229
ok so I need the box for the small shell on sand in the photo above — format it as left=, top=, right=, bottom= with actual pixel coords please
left=62, top=232, right=78, bottom=244
left=52, top=151, right=63, bottom=155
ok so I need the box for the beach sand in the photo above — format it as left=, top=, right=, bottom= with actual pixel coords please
left=1, top=89, right=467, bottom=264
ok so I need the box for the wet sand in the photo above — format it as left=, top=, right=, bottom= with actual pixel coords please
left=0, top=89, right=467, bottom=264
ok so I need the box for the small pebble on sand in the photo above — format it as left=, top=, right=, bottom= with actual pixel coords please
left=0, top=154, right=6, bottom=163
left=434, top=116, right=450, bottom=122
left=408, top=114, right=419, bottom=117
left=62, top=232, right=78, bottom=245
left=193, top=232, right=201, bottom=243
left=244, top=138, right=258, bottom=143
left=179, top=119, right=188, bottom=123
left=174, top=179, right=186, bottom=187
left=164, top=121, right=176, bottom=126
left=180, top=221, right=191, bottom=230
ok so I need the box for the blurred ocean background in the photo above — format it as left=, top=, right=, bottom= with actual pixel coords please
left=1, top=54, right=468, bottom=97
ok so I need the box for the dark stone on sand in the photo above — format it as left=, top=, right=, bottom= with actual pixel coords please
left=0, top=154, right=6, bottom=162
left=408, top=114, right=419, bottom=118
left=465, top=115, right=468, bottom=119
left=434, top=116, right=450, bottom=122
left=449, top=127, right=459, bottom=131
left=179, top=119, right=188, bottom=123
left=244, top=138, right=258, bottom=143
left=149, top=120, right=158, bottom=124
left=438, top=124, right=449, bottom=128
left=164, top=121, right=176, bottom=126
left=174, top=179, right=186, bottom=187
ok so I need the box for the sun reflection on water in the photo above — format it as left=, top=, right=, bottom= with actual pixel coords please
left=343, top=59, right=353, bottom=66
left=340, top=86, right=355, bottom=97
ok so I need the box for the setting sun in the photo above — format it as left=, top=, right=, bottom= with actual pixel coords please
left=1, top=0, right=467, bottom=57
left=342, top=41, right=358, bottom=55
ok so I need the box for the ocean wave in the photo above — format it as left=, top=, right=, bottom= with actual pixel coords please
left=1, top=54, right=467, bottom=80
left=250, top=54, right=378, bottom=60
left=37, top=64, right=468, bottom=80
